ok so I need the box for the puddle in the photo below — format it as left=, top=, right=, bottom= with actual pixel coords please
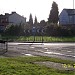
left=44, top=52, right=64, bottom=55
left=21, top=53, right=25, bottom=55
left=21, top=53, right=33, bottom=56
left=25, top=54, right=33, bottom=56
left=44, top=48, right=48, bottom=49
left=67, top=51, right=72, bottom=52
left=72, top=56, right=75, bottom=58
left=30, top=47, right=35, bottom=49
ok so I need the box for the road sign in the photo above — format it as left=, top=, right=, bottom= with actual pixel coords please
left=32, top=27, right=36, bottom=33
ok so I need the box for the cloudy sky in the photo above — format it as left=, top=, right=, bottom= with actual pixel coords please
left=0, top=0, right=74, bottom=22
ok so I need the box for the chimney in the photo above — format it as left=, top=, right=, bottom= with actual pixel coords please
left=12, top=12, right=16, bottom=14
left=5, top=13, right=9, bottom=15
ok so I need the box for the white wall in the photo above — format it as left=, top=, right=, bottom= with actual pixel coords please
left=59, top=10, right=69, bottom=25
left=9, top=13, right=26, bottom=25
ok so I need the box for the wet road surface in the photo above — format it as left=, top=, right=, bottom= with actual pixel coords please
left=2, top=42, right=75, bottom=61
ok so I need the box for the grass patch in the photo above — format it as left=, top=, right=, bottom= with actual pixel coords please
left=1, top=36, right=75, bottom=42
left=0, top=56, right=75, bottom=75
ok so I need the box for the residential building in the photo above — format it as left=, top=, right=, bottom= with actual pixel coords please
left=59, top=9, right=75, bottom=25
left=0, top=12, right=26, bottom=31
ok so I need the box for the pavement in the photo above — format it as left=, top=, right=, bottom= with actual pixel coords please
left=0, top=42, right=74, bottom=61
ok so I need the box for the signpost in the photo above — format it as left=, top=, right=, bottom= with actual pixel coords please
left=32, top=27, right=36, bottom=42
left=41, top=29, right=44, bottom=43
left=0, top=40, right=8, bottom=54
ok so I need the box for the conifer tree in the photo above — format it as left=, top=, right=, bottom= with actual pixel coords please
left=34, top=16, right=37, bottom=25
left=29, top=13, right=33, bottom=25
left=48, top=1, right=59, bottom=24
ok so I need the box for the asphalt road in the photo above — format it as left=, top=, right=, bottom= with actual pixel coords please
left=2, top=42, right=75, bottom=61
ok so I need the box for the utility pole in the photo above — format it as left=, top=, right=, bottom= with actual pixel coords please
left=73, top=0, right=74, bottom=9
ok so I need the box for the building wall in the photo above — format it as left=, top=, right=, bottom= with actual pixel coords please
left=59, top=10, right=69, bottom=25
left=9, top=13, right=26, bottom=25
left=69, top=15, right=75, bottom=24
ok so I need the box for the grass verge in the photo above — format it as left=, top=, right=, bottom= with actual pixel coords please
left=0, top=56, right=75, bottom=75
left=1, top=36, right=75, bottom=42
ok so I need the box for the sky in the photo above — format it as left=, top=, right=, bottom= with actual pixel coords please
left=0, top=0, right=74, bottom=22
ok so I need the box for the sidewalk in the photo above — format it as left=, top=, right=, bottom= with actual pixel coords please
left=35, top=61, right=75, bottom=71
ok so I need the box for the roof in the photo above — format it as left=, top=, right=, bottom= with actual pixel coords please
left=63, top=9, right=75, bottom=15
left=0, top=12, right=16, bottom=19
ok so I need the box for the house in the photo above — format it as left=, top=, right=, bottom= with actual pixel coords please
left=59, top=9, right=75, bottom=25
left=0, top=12, right=26, bottom=31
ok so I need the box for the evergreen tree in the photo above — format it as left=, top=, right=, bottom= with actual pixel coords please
left=48, top=1, right=59, bottom=24
left=29, top=13, right=33, bottom=25
left=34, top=16, right=37, bottom=25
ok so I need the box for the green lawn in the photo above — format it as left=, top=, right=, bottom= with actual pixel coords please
left=1, top=36, right=75, bottom=42
left=0, top=56, right=75, bottom=75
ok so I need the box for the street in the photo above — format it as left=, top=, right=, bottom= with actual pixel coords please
left=3, top=42, right=75, bottom=61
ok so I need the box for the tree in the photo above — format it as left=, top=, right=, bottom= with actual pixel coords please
left=4, top=24, right=24, bottom=36
left=40, top=20, right=46, bottom=27
left=29, top=13, right=33, bottom=25
left=34, top=16, right=37, bottom=25
left=48, top=1, right=59, bottom=24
